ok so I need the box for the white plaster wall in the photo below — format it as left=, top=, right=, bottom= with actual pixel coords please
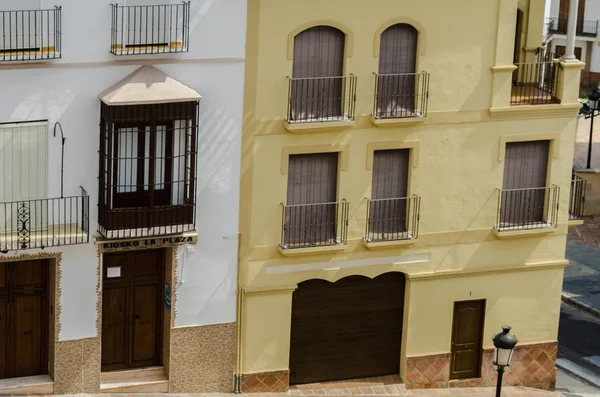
left=0, top=0, right=246, bottom=339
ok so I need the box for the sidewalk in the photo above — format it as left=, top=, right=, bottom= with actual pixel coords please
left=565, top=217, right=600, bottom=318
left=50, top=388, right=565, bottom=397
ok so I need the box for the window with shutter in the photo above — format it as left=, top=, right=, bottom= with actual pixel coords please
left=290, top=26, right=345, bottom=121
left=285, top=153, right=338, bottom=247
left=376, top=24, right=418, bottom=118
left=501, top=140, right=550, bottom=226
left=369, top=149, right=410, bottom=239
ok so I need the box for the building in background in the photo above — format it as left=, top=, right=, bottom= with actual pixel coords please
left=238, top=0, right=584, bottom=392
left=0, top=0, right=245, bottom=393
left=546, top=0, right=600, bottom=88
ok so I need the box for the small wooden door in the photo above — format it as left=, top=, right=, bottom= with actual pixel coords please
left=0, top=260, right=49, bottom=380
left=102, top=249, right=164, bottom=371
left=450, top=300, right=485, bottom=380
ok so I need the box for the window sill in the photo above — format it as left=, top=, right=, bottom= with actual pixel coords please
left=488, top=103, right=580, bottom=119
left=278, top=244, right=347, bottom=257
left=110, top=42, right=187, bottom=56
left=369, top=115, right=426, bottom=128
left=568, top=218, right=585, bottom=227
left=362, top=238, right=417, bottom=250
left=492, top=226, right=556, bottom=239
left=284, top=119, right=355, bottom=133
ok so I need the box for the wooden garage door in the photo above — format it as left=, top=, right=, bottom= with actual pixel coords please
left=289, top=273, right=405, bottom=384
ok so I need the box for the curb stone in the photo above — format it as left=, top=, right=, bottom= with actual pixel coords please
left=561, top=293, right=600, bottom=319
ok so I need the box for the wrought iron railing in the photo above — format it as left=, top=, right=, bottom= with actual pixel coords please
left=110, top=2, right=190, bottom=55
left=0, top=7, right=62, bottom=61
left=373, top=72, right=429, bottom=119
left=547, top=14, right=599, bottom=37
left=496, top=186, right=560, bottom=231
left=364, top=196, right=420, bottom=243
left=0, top=187, right=89, bottom=252
left=569, top=174, right=586, bottom=220
left=280, top=201, right=349, bottom=249
left=286, top=75, right=357, bottom=123
left=512, top=59, right=560, bottom=105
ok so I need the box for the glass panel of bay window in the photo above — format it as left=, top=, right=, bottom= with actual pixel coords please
left=117, top=127, right=139, bottom=193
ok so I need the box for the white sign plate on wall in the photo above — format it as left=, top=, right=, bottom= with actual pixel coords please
left=107, top=267, right=121, bottom=278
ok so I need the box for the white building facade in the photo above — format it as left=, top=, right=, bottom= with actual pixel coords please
left=546, top=0, right=600, bottom=87
left=0, top=0, right=245, bottom=393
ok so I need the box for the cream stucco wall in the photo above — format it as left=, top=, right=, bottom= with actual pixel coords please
left=239, top=0, right=579, bottom=379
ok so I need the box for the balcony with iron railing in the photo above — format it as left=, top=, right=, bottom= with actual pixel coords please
left=495, top=186, right=560, bottom=235
left=0, top=6, right=62, bottom=61
left=0, top=187, right=89, bottom=252
left=511, top=52, right=561, bottom=106
left=569, top=174, right=586, bottom=221
left=279, top=201, right=349, bottom=251
left=547, top=14, right=599, bottom=37
left=364, top=196, right=420, bottom=245
left=285, top=75, right=357, bottom=129
left=110, top=2, right=190, bottom=55
left=372, top=72, right=430, bottom=121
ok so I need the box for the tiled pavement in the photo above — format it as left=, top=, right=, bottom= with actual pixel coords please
left=565, top=216, right=600, bottom=315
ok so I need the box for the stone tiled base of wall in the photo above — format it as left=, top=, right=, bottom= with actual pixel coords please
left=53, top=337, right=101, bottom=394
left=241, top=370, right=290, bottom=392
left=406, top=342, right=557, bottom=390
left=168, top=322, right=235, bottom=393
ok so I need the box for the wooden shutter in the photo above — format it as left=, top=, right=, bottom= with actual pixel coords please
left=291, top=26, right=345, bottom=120
left=377, top=24, right=418, bottom=117
left=501, top=141, right=550, bottom=225
left=286, top=153, right=338, bottom=246
left=370, top=150, right=409, bottom=237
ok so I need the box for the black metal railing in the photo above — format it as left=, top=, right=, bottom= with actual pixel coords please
left=286, top=75, right=357, bottom=123
left=569, top=174, right=586, bottom=220
left=547, top=14, right=599, bottom=37
left=496, top=186, right=560, bottom=231
left=0, top=7, right=61, bottom=62
left=373, top=72, right=429, bottom=119
left=365, top=196, right=420, bottom=243
left=0, top=187, right=89, bottom=252
left=280, top=201, right=349, bottom=249
left=511, top=58, right=560, bottom=105
left=110, top=2, right=190, bottom=55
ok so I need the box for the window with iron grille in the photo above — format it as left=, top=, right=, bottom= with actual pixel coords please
left=98, top=102, right=198, bottom=238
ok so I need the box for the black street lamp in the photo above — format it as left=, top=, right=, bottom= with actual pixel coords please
left=492, top=326, right=518, bottom=397
left=580, top=87, right=600, bottom=169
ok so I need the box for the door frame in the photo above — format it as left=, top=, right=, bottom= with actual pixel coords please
left=0, top=255, right=57, bottom=382
left=100, top=247, right=172, bottom=374
left=449, top=299, right=486, bottom=381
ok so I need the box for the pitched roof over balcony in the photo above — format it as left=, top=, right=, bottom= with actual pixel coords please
left=98, top=65, right=202, bottom=106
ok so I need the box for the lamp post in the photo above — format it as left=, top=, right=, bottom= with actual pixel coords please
left=580, top=87, right=600, bottom=169
left=492, top=326, right=518, bottom=397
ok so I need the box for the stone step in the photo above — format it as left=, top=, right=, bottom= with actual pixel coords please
left=0, top=374, right=53, bottom=395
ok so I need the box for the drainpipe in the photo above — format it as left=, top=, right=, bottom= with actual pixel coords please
left=562, top=0, right=580, bottom=62
left=234, top=232, right=244, bottom=393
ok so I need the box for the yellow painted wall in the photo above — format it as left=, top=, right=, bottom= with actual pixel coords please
left=239, top=0, right=579, bottom=377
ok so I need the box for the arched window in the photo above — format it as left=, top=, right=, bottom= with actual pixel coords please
left=376, top=24, right=422, bottom=118
left=289, top=26, right=346, bottom=121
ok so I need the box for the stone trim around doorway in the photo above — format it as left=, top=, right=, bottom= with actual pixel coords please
left=241, top=369, right=290, bottom=393
left=405, top=341, right=557, bottom=390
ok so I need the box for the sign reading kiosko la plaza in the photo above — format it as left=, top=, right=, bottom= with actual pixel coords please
left=97, top=234, right=198, bottom=252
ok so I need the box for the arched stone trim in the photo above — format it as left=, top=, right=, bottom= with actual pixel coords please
left=373, top=17, right=426, bottom=57
left=287, top=20, right=354, bottom=60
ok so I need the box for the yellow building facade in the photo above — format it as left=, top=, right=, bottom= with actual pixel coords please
left=237, top=0, right=584, bottom=392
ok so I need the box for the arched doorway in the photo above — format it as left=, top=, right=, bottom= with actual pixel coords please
left=289, top=272, right=405, bottom=384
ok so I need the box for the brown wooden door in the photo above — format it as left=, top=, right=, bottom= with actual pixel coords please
left=0, top=260, right=49, bottom=380
left=289, top=273, right=405, bottom=384
left=555, top=45, right=583, bottom=61
left=102, top=249, right=164, bottom=371
left=559, top=0, right=586, bottom=32
left=450, top=300, right=485, bottom=380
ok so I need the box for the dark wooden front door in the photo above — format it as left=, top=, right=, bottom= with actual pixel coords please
left=102, top=249, right=164, bottom=371
left=450, top=300, right=485, bottom=380
left=0, top=260, right=49, bottom=380
left=289, top=273, right=405, bottom=385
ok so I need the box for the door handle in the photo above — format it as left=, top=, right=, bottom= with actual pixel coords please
left=134, top=314, right=140, bottom=320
